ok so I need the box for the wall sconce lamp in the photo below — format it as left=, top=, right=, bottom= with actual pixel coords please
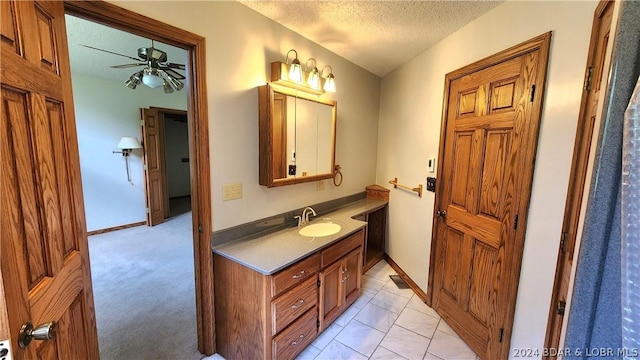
left=286, top=49, right=303, bottom=83
left=322, top=65, right=336, bottom=93
left=306, top=58, right=321, bottom=90
left=113, top=136, right=143, bottom=183
left=271, top=49, right=336, bottom=95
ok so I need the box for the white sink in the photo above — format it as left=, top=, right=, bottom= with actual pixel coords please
left=298, top=222, right=341, bottom=237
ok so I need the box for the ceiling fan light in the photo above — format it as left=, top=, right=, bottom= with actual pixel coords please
left=163, top=81, right=174, bottom=94
left=125, top=71, right=143, bottom=89
left=142, top=68, right=164, bottom=88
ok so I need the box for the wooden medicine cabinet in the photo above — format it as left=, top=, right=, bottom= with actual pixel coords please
left=259, top=83, right=337, bottom=187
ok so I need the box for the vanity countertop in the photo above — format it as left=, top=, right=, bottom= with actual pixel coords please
left=212, top=199, right=387, bottom=275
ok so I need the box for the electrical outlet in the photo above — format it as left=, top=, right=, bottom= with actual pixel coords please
left=317, top=180, right=325, bottom=191
left=0, top=339, right=13, bottom=360
left=222, top=183, right=243, bottom=201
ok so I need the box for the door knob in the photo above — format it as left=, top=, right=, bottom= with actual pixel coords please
left=18, top=321, right=56, bottom=349
left=437, top=210, right=447, bottom=218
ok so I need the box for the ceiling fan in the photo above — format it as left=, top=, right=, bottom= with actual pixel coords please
left=81, top=41, right=186, bottom=93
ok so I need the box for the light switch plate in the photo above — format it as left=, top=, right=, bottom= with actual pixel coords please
left=0, top=339, right=13, bottom=360
left=316, top=180, right=325, bottom=191
left=427, top=157, right=436, bottom=173
left=222, top=183, right=243, bottom=201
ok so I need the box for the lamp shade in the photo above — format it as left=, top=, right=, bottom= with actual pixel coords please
left=117, top=137, right=142, bottom=150
left=142, top=68, right=164, bottom=88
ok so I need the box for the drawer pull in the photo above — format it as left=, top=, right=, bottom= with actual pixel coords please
left=291, top=299, right=305, bottom=309
left=291, top=334, right=305, bottom=345
left=291, top=270, right=306, bottom=279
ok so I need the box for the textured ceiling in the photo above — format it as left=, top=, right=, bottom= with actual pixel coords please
left=65, top=14, right=187, bottom=84
left=239, top=1, right=503, bottom=76
left=66, top=1, right=503, bottom=82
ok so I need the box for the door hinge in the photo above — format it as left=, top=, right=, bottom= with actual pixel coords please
left=557, top=300, right=566, bottom=316
left=145, top=207, right=150, bottom=214
left=316, top=319, right=320, bottom=329
left=198, top=225, right=204, bottom=234
left=584, top=66, right=594, bottom=91
left=530, top=85, right=536, bottom=102
left=498, top=328, right=504, bottom=343
left=143, top=164, right=148, bottom=171
left=560, top=232, right=568, bottom=252
left=513, top=214, right=519, bottom=230
left=140, top=119, right=145, bottom=126
left=317, top=279, right=321, bottom=288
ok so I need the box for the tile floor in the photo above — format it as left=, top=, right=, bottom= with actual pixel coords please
left=205, top=260, right=478, bottom=360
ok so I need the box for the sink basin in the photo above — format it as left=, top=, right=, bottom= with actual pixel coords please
left=298, top=222, right=341, bottom=237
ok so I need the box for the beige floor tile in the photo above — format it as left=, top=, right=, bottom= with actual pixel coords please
left=395, top=307, right=440, bottom=339
left=379, top=325, right=430, bottom=360
left=427, top=330, right=476, bottom=360
left=334, top=320, right=386, bottom=357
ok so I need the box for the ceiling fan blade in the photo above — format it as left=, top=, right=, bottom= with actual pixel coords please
left=111, top=63, right=146, bottom=69
left=160, top=67, right=185, bottom=80
left=80, top=44, right=142, bottom=62
left=165, top=62, right=186, bottom=70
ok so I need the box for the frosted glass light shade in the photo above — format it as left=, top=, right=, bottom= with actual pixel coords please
left=117, top=137, right=142, bottom=150
left=142, top=68, right=164, bottom=88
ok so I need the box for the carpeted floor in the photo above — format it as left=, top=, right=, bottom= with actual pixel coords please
left=89, top=211, right=203, bottom=359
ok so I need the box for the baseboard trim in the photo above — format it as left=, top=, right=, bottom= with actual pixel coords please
left=383, top=253, right=429, bottom=303
left=87, top=221, right=146, bottom=236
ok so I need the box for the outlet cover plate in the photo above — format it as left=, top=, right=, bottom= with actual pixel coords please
left=222, top=183, right=243, bottom=201
left=0, top=339, right=13, bottom=360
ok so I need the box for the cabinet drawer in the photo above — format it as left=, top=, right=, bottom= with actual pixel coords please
left=272, top=276, right=318, bottom=335
left=272, top=307, right=318, bottom=360
left=320, top=230, right=364, bottom=268
left=271, top=253, right=319, bottom=298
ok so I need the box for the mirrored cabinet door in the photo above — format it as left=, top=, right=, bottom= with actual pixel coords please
left=259, top=83, right=337, bottom=187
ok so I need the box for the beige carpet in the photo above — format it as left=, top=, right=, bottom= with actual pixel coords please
left=89, top=212, right=203, bottom=359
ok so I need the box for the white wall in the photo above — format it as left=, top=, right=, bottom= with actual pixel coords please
left=108, top=1, right=382, bottom=231
left=164, top=117, right=191, bottom=197
left=376, top=1, right=596, bottom=357
left=72, top=74, right=187, bottom=231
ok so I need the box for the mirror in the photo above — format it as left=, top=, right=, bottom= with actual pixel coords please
left=259, top=83, right=337, bottom=187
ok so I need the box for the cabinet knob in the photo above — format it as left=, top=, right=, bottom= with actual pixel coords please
left=291, top=299, right=305, bottom=309
left=291, top=270, right=306, bottom=279
left=291, top=334, right=305, bottom=345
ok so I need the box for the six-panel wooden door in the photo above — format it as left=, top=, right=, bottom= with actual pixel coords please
left=431, top=34, right=551, bottom=359
left=1, top=1, right=99, bottom=358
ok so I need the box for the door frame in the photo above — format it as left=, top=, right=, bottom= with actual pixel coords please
left=64, top=2, right=214, bottom=355
left=543, top=0, right=614, bottom=353
left=426, top=33, right=551, bottom=358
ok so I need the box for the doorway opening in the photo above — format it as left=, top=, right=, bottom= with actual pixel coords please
left=64, top=1, right=214, bottom=356
left=66, top=14, right=198, bottom=358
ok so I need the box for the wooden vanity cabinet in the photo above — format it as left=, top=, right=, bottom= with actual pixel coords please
left=214, top=229, right=365, bottom=360
left=319, top=231, right=364, bottom=331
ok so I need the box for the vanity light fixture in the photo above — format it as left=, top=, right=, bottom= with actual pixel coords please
left=306, top=58, right=321, bottom=90
left=113, top=137, right=143, bottom=183
left=286, top=49, right=303, bottom=83
left=271, top=49, right=336, bottom=95
left=322, top=65, right=336, bottom=93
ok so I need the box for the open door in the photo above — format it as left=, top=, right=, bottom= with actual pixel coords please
left=1, top=1, right=99, bottom=358
left=141, top=107, right=167, bottom=226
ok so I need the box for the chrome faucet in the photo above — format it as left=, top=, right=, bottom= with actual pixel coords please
left=295, top=206, right=317, bottom=227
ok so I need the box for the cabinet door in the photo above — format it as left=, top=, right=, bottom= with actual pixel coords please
left=343, top=247, right=363, bottom=308
left=319, top=260, right=343, bottom=331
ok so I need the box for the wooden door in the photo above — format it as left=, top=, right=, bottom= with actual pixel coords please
left=544, top=1, right=614, bottom=354
left=1, top=1, right=99, bottom=358
left=272, top=93, right=288, bottom=179
left=141, top=107, right=166, bottom=226
left=318, top=261, right=343, bottom=331
left=343, top=248, right=362, bottom=308
left=430, top=33, right=551, bottom=359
